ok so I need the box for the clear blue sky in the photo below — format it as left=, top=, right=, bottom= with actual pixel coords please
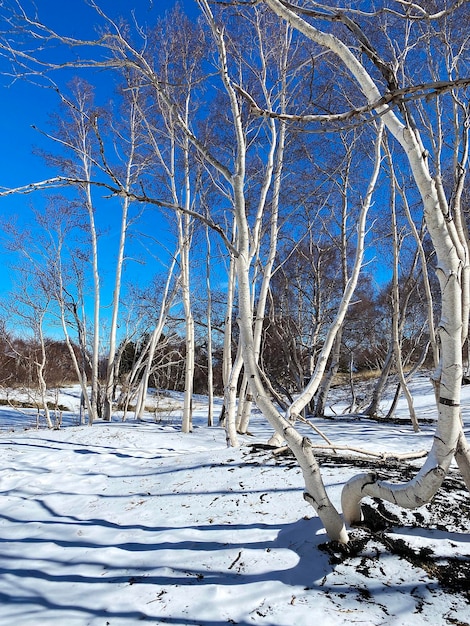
left=1, top=0, right=390, bottom=336
left=0, top=1, right=201, bottom=319
left=2, top=1, right=200, bottom=183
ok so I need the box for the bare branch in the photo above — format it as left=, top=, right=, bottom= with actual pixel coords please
left=237, top=77, right=470, bottom=127
left=386, top=0, right=468, bottom=20
left=0, top=176, right=240, bottom=257
left=265, top=0, right=468, bottom=21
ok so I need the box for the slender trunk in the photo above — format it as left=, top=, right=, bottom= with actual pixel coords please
left=365, top=346, right=394, bottom=418
left=385, top=382, right=401, bottom=421
left=82, top=172, right=101, bottom=421
left=389, top=152, right=419, bottom=432
left=172, top=100, right=194, bottom=434
left=36, top=315, right=53, bottom=429
left=200, top=0, right=348, bottom=541
left=102, top=91, right=141, bottom=422
left=58, top=299, right=95, bottom=424
left=205, top=224, right=214, bottom=427
left=236, top=373, right=250, bottom=433
left=315, top=136, right=352, bottom=416
left=180, top=212, right=194, bottom=434
left=134, top=256, right=179, bottom=420
left=315, top=329, right=343, bottom=417
left=238, top=116, right=286, bottom=435
left=240, top=29, right=291, bottom=435
left=221, top=234, right=238, bottom=429
left=103, top=195, right=129, bottom=421
left=400, top=189, right=439, bottom=369
left=225, top=341, right=242, bottom=447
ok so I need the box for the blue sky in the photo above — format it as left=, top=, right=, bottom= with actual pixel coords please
left=0, top=1, right=202, bottom=328
left=0, top=0, right=391, bottom=338
left=2, top=1, right=199, bottom=181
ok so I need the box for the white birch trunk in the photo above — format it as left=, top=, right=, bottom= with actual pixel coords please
left=205, top=224, right=214, bottom=427
left=102, top=91, right=143, bottom=421
left=236, top=18, right=291, bottom=436
left=36, top=313, right=53, bottom=429
left=225, top=341, right=242, bottom=447
left=201, top=0, right=348, bottom=541
left=167, top=92, right=195, bottom=434
left=80, top=157, right=100, bottom=421
left=103, top=193, right=129, bottom=422
left=389, top=154, right=419, bottom=432
left=236, top=374, right=251, bottom=434
left=315, top=137, right=351, bottom=417
left=238, top=116, right=286, bottom=435
left=73, top=93, right=101, bottom=423
left=263, top=0, right=470, bottom=522
left=179, top=202, right=194, bottom=435
left=134, top=256, right=179, bottom=420
left=221, top=232, right=240, bottom=437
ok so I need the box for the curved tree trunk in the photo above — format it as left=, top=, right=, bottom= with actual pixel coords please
left=201, top=0, right=348, bottom=541
left=263, top=0, right=470, bottom=523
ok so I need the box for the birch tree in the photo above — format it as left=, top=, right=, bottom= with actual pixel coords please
left=2, top=235, right=54, bottom=429
left=101, top=72, right=147, bottom=421
left=65, top=82, right=101, bottom=422
left=3, top=0, right=470, bottom=542
left=34, top=79, right=103, bottom=422
left=204, top=223, right=215, bottom=427
left=261, top=0, right=470, bottom=522
left=132, top=7, right=209, bottom=433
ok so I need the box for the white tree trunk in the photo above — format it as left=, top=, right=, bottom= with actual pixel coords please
left=225, top=342, right=242, bottom=447
left=36, top=313, right=53, bottom=429
left=262, top=0, right=470, bottom=522
left=220, top=231, right=240, bottom=438
left=101, top=88, right=146, bottom=421
left=103, top=193, right=129, bottom=422
left=179, top=211, right=194, bottom=435
left=389, top=152, right=419, bottom=432
left=239, top=116, right=286, bottom=435
left=205, top=224, right=214, bottom=427
left=134, top=256, right=179, bottom=421
left=81, top=169, right=101, bottom=422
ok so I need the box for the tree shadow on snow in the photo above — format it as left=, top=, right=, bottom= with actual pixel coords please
left=1, top=508, right=468, bottom=624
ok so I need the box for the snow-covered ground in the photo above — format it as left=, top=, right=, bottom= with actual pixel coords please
left=0, top=376, right=469, bottom=625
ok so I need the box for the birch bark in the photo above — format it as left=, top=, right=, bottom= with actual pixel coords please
left=200, top=0, right=348, bottom=541
left=262, top=0, right=470, bottom=522
left=103, top=82, right=143, bottom=421
left=133, top=256, right=179, bottom=420
left=205, top=224, right=215, bottom=427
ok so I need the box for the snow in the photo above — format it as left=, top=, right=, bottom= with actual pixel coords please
left=0, top=376, right=469, bottom=625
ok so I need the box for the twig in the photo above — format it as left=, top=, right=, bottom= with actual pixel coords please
left=228, top=550, right=242, bottom=570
